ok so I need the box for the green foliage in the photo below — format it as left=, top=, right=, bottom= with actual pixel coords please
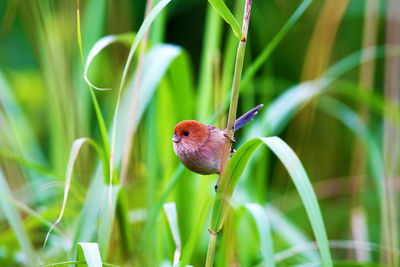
left=207, top=0, right=243, bottom=39
left=0, top=0, right=399, bottom=266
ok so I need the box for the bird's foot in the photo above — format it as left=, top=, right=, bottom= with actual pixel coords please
left=223, top=133, right=236, bottom=143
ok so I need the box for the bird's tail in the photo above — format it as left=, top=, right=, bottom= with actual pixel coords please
left=234, top=104, right=263, bottom=130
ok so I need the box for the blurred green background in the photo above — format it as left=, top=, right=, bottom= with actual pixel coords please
left=0, top=0, right=399, bottom=266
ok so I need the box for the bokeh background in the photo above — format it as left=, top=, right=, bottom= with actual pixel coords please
left=0, top=0, right=399, bottom=266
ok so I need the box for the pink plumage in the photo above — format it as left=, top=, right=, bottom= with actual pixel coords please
left=172, top=105, right=263, bottom=175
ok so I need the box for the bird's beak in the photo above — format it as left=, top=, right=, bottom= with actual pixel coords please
left=172, top=134, right=181, bottom=143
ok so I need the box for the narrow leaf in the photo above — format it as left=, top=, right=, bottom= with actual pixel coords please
left=266, top=204, right=320, bottom=262
left=98, top=184, right=121, bottom=259
left=207, top=0, right=243, bottom=39
left=44, top=138, right=104, bottom=247
left=241, top=0, right=313, bottom=89
left=209, top=136, right=333, bottom=266
left=163, top=202, right=181, bottom=265
left=77, top=242, right=103, bottom=267
left=261, top=137, right=332, bottom=267
left=0, top=168, right=38, bottom=266
left=244, top=203, right=275, bottom=267
left=84, top=33, right=136, bottom=90
left=209, top=138, right=262, bottom=233
left=108, top=0, right=172, bottom=210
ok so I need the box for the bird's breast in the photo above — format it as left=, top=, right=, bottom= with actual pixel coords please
left=173, top=138, right=224, bottom=175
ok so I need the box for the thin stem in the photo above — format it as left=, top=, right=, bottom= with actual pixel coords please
left=215, top=40, right=246, bottom=190
left=215, top=0, right=252, bottom=191
left=206, top=0, right=253, bottom=265
left=205, top=233, right=218, bottom=267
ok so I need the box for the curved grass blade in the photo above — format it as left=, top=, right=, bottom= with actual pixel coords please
left=108, top=0, right=172, bottom=211
left=83, top=33, right=136, bottom=90
left=244, top=203, right=275, bottom=267
left=207, top=0, right=243, bottom=39
left=317, top=96, right=384, bottom=198
left=113, top=44, right=183, bottom=166
left=0, top=191, right=65, bottom=239
left=76, top=44, right=185, bottom=260
left=163, top=202, right=181, bottom=265
left=0, top=168, right=38, bottom=266
left=44, top=138, right=104, bottom=247
left=77, top=242, right=102, bottom=267
left=209, top=137, right=262, bottom=233
left=209, top=136, right=332, bottom=267
left=262, top=137, right=332, bottom=267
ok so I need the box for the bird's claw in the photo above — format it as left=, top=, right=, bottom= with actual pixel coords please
left=223, top=133, right=236, bottom=143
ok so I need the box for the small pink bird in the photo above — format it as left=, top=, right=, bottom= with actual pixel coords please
left=172, top=104, right=263, bottom=175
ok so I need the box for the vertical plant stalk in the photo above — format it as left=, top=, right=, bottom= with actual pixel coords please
left=215, top=0, right=251, bottom=190
left=206, top=1, right=252, bottom=266
left=382, top=1, right=400, bottom=266
left=206, top=234, right=218, bottom=267
left=349, top=0, right=379, bottom=261
left=120, top=0, right=154, bottom=185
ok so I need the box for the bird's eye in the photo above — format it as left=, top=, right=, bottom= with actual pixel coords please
left=183, top=131, right=189, bottom=136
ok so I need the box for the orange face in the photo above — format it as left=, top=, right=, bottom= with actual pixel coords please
left=172, top=120, right=210, bottom=150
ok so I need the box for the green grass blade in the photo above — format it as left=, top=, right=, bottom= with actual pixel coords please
left=108, top=0, right=171, bottom=188
left=77, top=242, right=103, bottom=267
left=72, top=172, right=103, bottom=258
left=84, top=33, right=136, bottom=90
left=196, top=3, right=223, bottom=122
left=243, top=46, right=396, bottom=141
left=261, top=137, right=332, bottom=267
left=324, top=46, right=385, bottom=80
left=115, top=187, right=133, bottom=253
left=98, top=185, right=121, bottom=259
left=209, top=138, right=262, bottom=233
left=0, top=191, right=65, bottom=238
left=244, top=203, right=275, bottom=267
left=0, top=147, right=58, bottom=178
left=245, top=80, right=324, bottom=138
left=113, top=44, right=183, bottom=166
left=241, top=0, right=313, bottom=89
left=41, top=261, right=121, bottom=267
left=135, top=165, right=185, bottom=255
left=0, top=168, right=38, bottom=266
left=116, top=0, right=171, bottom=95
left=163, top=202, right=181, bottom=264
left=44, top=138, right=104, bottom=247
left=207, top=0, right=243, bottom=39
left=179, top=200, right=212, bottom=267
left=77, top=1, right=84, bottom=67
left=209, top=136, right=332, bottom=266
left=172, top=263, right=194, bottom=267
left=267, top=204, right=320, bottom=262
left=317, top=96, right=384, bottom=197
left=0, top=70, right=46, bottom=164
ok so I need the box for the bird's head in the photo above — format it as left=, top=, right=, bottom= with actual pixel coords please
left=172, top=120, right=209, bottom=150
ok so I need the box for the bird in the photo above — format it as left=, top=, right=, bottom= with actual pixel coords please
left=172, top=104, right=263, bottom=176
